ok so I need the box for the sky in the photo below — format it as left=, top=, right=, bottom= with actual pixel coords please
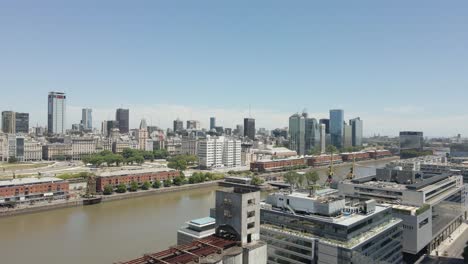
left=0, top=1, right=467, bottom=137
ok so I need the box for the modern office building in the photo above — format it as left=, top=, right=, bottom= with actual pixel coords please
left=244, top=118, right=256, bottom=140
left=305, top=117, right=320, bottom=153
left=47, top=92, right=66, bottom=135
left=235, top=124, right=244, bottom=137
left=197, top=136, right=241, bottom=169
left=173, top=118, right=184, bottom=133
left=319, top=118, right=330, bottom=134
left=115, top=108, right=129, bottom=134
left=261, top=189, right=404, bottom=264
left=289, top=113, right=306, bottom=155
left=103, top=120, right=119, bottom=137
left=1, top=111, right=15, bottom=134
left=343, top=123, right=353, bottom=148
left=330, top=109, right=344, bottom=149
left=399, top=131, right=424, bottom=151
left=15, top=112, right=29, bottom=134
left=81, top=108, right=92, bottom=130
left=320, top=123, right=326, bottom=153
left=210, top=117, right=216, bottom=130
left=338, top=172, right=465, bottom=257
left=350, top=117, right=363, bottom=146
left=186, top=120, right=200, bottom=130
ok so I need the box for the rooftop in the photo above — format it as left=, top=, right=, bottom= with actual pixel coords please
left=0, top=177, right=64, bottom=187
left=98, top=168, right=175, bottom=177
left=189, top=217, right=215, bottom=227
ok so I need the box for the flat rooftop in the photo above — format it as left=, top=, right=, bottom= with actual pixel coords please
left=189, top=217, right=215, bottom=227
left=0, top=177, right=64, bottom=187
left=98, top=168, right=175, bottom=177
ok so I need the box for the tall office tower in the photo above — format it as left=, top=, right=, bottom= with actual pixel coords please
left=399, top=131, right=424, bottom=151
left=349, top=117, right=363, bottom=146
left=236, top=124, right=244, bottom=137
left=1, top=111, right=16, bottom=133
left=320, top=123, right=326, bottom=153
left=15, top=113, right=29, bottom=134
left=319, top=118, right=330, bottom=134
left=173, top=118, right=184, bottom=133
left=81, top=108, right=92, bottom=130
left=47, top=92, right=66, bottom=135
left=186, top=120, right=200, bottom=130
left=330, top=109, right=344, bottom=149
left=116, top=108, right=129, bottom=134
left=289, top=113, right=306, bottom=155
left=305, top=117, right=320, bottom=153
left=243, top=118, right=255, bottom=140
left=343, top=123, right=353, bottom=148
left=209, top=117, right=216, bottom=130
left=104, top=120, right=119, bottom=137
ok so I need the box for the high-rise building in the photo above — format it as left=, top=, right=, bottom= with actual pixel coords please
left=173, top=118, right=184, bottom=133
left=319, top=118, right=330, bottom=134
left=235, top=124, right=244, bottom=137
left=330, top=109, right=344, bottom=149
left=47, top=92, right=66, bottom=135
left=15, top=113, right=29, bottom=134
left=197, top=136, right=241, bottom=169
left=1, top=111, right=16, bottom=134
left=115, top=108, right=129, bottom=134
left=343, top=123, right=353, bottom=148
left=350, top=117, right=363, bottom=146
left=186, top=120, right=200, bottom=130
left=305, top=117, right=320, bottom=153
left=104, top=120, right=119, bottom=137
left=289, top=113, right=305, bottom=155
left=400, top=131, right=424, bottom=151
left=209, top=117, right=216, bottom=130
left=81, top=108, right=92, bottom=130
left=243, top=118, right=255, bottom=140
left=137, top=119, right=149, bottom=150
left=320, top=123, right=326, bottom=153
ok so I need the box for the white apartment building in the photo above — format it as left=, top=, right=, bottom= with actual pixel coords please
left=23, top=140, right=42, bottom=161
left=198, top=136, right=241, bottom=169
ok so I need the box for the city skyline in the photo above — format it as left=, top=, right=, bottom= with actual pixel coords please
left=2, top=1, right=468, bottom=136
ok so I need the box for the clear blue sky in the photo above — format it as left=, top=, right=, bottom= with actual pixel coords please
left=1, top=1, right=467, bottom=136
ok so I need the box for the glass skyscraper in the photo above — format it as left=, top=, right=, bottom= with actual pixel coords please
left=289, top=113, right=305, bottom=155
left=116, top=108, right=129, bottom=134
left=47, top=92, right=66, bottom=135
left=330, top=109, right=344, bottom=149
left=350, top=117, right=363, bottom=146
left=305, top=117, right=320, bottom=153
left=81, top=108, right=92, bottom=130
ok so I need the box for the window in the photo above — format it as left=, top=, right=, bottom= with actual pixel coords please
left=247, top=222, right=255, bottom=229
left=248, top=198, right=255, bottom=205
left=419, top=218, right=429, bottom=229
left=247, top=211, right=255, bottom=218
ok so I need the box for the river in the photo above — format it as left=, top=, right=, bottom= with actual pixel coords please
left=0, top=159, right=391, bottom=264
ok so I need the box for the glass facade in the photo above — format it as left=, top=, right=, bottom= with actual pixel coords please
left=350, top=117, right=363, bottom=147
left=330, top=109, right=344, bottom=149
left=244, top=118, right=255, bottom=140
left=116, top=108, right=129, bottom=133
left=47, top=92, right=66, bottom=134
left=289, top=114, right=305, bottom=155
left=305, top=118, right=320, bottom=154
left=399, top=131, right=424, bottom=151
left=81, top=108, right=92, bottom=130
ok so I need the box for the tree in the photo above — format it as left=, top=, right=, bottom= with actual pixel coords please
left=141, top=181, right=151, bottom=190
left=163, top=179, right=172, bottom=187
left=152, top=180, right=161, bottom=189
left=251, top=175, right=264, bottom=186
left=8, top=157, right=18, bottom=163
left=103, top=185, right=114, bottom=195
left=153, top=149, right=169, bottom=159
left=283, top=171, right=299, bottom=190
left=116, top=183, right=127, bottom=193
left=326, top=145, right=338, bottom=154
left=173, top=176, right=186, bottom=186
left=129, top=181, right=139, bottom=192
left=304, top=171, right=320, bottom=196
left=308, top=146, right=322, bottom=156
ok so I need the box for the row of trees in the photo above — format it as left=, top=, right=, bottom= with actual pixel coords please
left=188, top=172, right=224, bottom=184
left=167, top=155, right=198, bottom=171
left=82, top=149, right=170, bottom=167
left=283, top=170, right=321, bottom=196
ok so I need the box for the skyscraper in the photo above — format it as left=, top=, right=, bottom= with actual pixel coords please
left=138, top=119, right=149, bottom=150
left=1, top=111, right=15, bottom=134
left=319, top=118, right=330, bottom=134
left=116, top=108, right=129, bottom=134
left=48, top=92, right=66, bottom=134
left=173, top=118, right=184, bottom=133
left=243, top=118, right=255, bottom=140
left=349, top=117, right=363, bottom=146
left=289, top=113, right=305, bottom=155
left=343, top=123, right=352, bottom=148
left=330, top=109, right=344, bottom=149
left=81, top=108, right=92, bottom=130
left=15, top=113, right=29, bottom=133
left=305, top=117, right=320, bottom=153
left=210, top=117, right=216, bottom=130
left=319, top=123, right=326, bottom=153
left=186, top=120, right=200, bottom=130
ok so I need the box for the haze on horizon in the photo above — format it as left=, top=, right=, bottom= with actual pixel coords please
left=1, top=1, right=467, bottom=137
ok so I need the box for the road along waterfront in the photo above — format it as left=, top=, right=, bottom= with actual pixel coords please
left=0, top=159, right=393, bottom=264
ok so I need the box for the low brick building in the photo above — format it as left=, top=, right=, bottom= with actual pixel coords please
left=250, top=157, right=305, bottom=172
left=0, top=177, right=69, bottom=205
left=305, top=154, right=343, bottom=167
left=95, top=168, right=180, bottom=192
left=367, top=150, right=392, bottom=159
left=341, top=151, right=370, bottom=162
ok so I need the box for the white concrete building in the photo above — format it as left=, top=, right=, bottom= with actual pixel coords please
left=198, top=136, right=241, bottom=169
left=65, top=137, right=98, bottom=160
left=24, top=139, right=42, bottom=161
